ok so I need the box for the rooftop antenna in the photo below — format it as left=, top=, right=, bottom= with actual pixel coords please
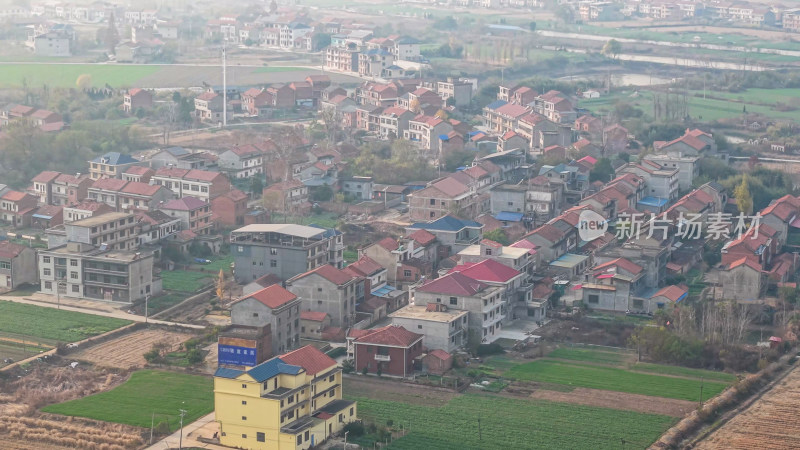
left=222, top=42, right=227, bottom=128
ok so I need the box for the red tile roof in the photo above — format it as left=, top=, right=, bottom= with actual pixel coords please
left=427, top=349, right=451, bottom=361
left=0, top=240, right=27, bottom=259
left=124, top=166, right=153, bottom=176
left=32, top=170, right=60, bottom=183
left=280, top=345, right=336, bottom=376
left=651, top=284, right=689, bottom=302
left=417, top=272, right=489, bottom=296
left=727, top=257, right=762, bottom=272
left=300, top=311, right=329, bottom=322
left=2, top=191, right=30, bottom=202
left=594, top=257, right=643, bottom=275
left=241, top=284, right=298, bottom=309
left=185, top=169, right=223, bottom=182
left=345, top=255, right=385, bottom=277
left=428, top=177, right=469, bottom=198
left=162, top=197, right=208, bottom=211
left=91, top=178, right=128, bottom=191
left=406, top=229, right=437, bottom=247
left=354, top=325, right=423, bottom=347
left=449, top=259, right=521, bottom=283
left=495, top=103, right=530, bottom=118
left=376, top=237, right=398, bottom=251
left=294, top=264, right=358, bottom=286
left=155, top=167, right=190, bottom=178
left=121, top=181, right=162, bottom=196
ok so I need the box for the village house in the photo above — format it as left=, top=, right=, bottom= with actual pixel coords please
left=194, top=92, right=230, bottom=123
left=241, top=88, right=273, bottom=116
left=151, top=168, right=231, bottom=201
left=654, top=128, right=716, bottom=156
left=31, top=170, right=61, bottom=204
left=230, top=284, right=302, bottom=355
left=0, top=240, right=37, bottom=292
left=408, top=176, right=485, bottom=222
left=149, top=147, right=216, bottom=171
left=287, top=265, right=363, bottom=328
left=88, top=152, right=143, bottom=180
left=531, top=90, right=576, bottom=123
left=361, top=237, right=433, bottom=289
left=161, top=197, right=213, bottom=235
left=263, top=180, right=311, bottom=215
left=211, top=189, right=250, bottom=228
left=406, top=215, right=483, bottom=255
left=404, top=114, right=453, bottom=153
left=0, top=190, right=38, bottom=228
left=389, top=303, right=469, bottom=353
left=118, top=182, right=173, bottom=212
left=218, top=144, right=265, bottom=179
left=123, top=88, right=153, bottom=113
left=63, top=200, right=114, bottom=223
left=353, top=325, right=424, bottom=377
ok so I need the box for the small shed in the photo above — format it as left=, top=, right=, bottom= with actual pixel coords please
left=769, top=336, right=783, bottom=349
left=422, top=349, right=453, bottom=375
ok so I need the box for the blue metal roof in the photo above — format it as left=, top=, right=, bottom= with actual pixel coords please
left=245, top=357, right=302, bottom=382
left=372, top=284, right=396, bottom=297
left=90, top=152, right=139, bottom=165
left=407, top=215, right=482, bottom=232
left=439, top=134, right=450, bottom=140
left=485, top=99, right=508, bottom=110
left=495, top=211, right=524, bottom=222
left=214, top=367, right=244, bottom=379
left=638, top=197, right=668, bottom=207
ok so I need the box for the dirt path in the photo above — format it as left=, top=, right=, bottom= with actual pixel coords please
left=695, top=365, right=800, bottom=449
left=527, top=387, right=695, bottom=417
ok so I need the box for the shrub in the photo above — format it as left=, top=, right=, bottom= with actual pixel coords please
left=343, top=421, right=365, bottom=437
left=153, top=421, right=170, bottom=436
left=377, top=367, right=383, bottom=377
left=186, top=349, right=204, bottom=365
left=476, top=343, right=505, bottom=357
left=361, top=366, right=368, bottom=375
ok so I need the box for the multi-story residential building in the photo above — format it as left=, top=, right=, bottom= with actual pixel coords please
left=352, top=325, right=423, bottom=377
left=324, top=46, right=360, bottom=73
left=482, top=100, right=530, bottom=135
left=355, top=83, right=397, bottom=108
left=211, top=189, right=250, bottom=228
left=355, top=104, right=382, bottom=132
left=404, top=115, right=453, bottom=153
left=123, top=88, right=153, bottom=113
left=378, top=106, right=415, bottom=139
left=458, top=239, right=536, bottom=274
left=286, top=265, right=362, bottom=328
left=87, top=178, right=129, bottom=209
left=242, top=88, right=273, bottom=116
left=263, top=180, right=310, bottom=215
left=619, top=161, right=680, bottom=203
left=31, top=170, right=60, bottom=204
left=436, top=78, right=473, bottom=107
left=643, top=153, right=699, bottom=192
left=161, top=197, right=213, bottom=235
left=213, top=345, right=357, bottom=450
left=360, top=237, right=433, bottom=289
left=409, top=177, right=485, bottom=222
left=230, top=224, right=344, bottom=283
left=63, top=200, right=114, bottom=223
left=398, top=88, right=442, bottom=111
left=279, top=22, right=313, bottom=49
left=122, top=166, right=154, bottom=183
left=151, top=168, right=231, bottom=201
left=0, top=190, right=38, bottom=228
left=195, top=92, right=230, bottom=122
left=52, top=173, right=92, bottom=206
left=653, top=128, right=716, bottom=156
left=415, top=272, right=506, bottom=344
left=785, top=9, right=800, bottom=31
left=135, top=210, right=181, bottom=246
left=88, top=152, right=143, bottom=180
left=0, top=241, right=37, bottom=292
left=389, top=303, right=468, bottom=352
left=149, top=147, right=216, bottom=170
left=38, top=241, right=157, bottom=303
left=358, top=48, right=395, bottom=78
left=218, top=144, right=265, bottom=179
left=531, top=90, right=576, bottom=123
left=340, top=177, right=373, bottom=202
left=406, top=215, right=483, bottom=254
left=118, top=182, right=173, bottom=211
left=231, top=284, right=302, bottom=355
left=53, top=212, right=138, bottom=251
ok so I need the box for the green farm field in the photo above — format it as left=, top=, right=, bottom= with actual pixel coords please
left=160, top=270, right=213, bottom=292
left=506, top=359, right=727, bottom=402
left=0, top=301, right=130, bottom=344
left=0, top=64, right=161, bottom=89
left=42, top=370, right=214, bottom=432
left=546, top=346, right=628, bottom=365
left=353, top=394, right=675, bottom=449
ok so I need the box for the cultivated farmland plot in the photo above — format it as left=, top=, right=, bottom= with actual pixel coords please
left=70, top=329, right=191, bottom=369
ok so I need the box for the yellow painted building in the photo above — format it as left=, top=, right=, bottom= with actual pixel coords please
left=214, top=345, right=358, bottom=449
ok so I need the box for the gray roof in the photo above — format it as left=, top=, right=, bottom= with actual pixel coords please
left=232, top=223, right=327, bottom=238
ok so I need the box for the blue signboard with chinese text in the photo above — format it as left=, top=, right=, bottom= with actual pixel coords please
left=218, top=344, right=257, bottom=366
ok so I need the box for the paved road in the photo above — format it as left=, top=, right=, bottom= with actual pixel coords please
left=0, top=295, right=205, bottom=330
left=146, top=412, right=225, bottom=450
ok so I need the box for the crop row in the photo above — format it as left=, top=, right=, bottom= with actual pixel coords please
left=0, top=301, right=130, bottom=343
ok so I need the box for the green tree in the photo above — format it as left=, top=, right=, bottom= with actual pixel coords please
left=602, top=39, right=622, bottom=59
left=529, top=21, right=537, bottom=31
left=311, top=33, right=332, bottom=51
left=734, top=176, right=753, bottom=215
left=589, top=157, right=614, bottom=182
left=483, top=229, right=510, bottom=245
left=105, top=13, right=119, bottom=54
left=249, top=176, right=264, bottom=195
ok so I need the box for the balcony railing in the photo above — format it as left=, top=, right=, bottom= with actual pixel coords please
left=374, top=354, right=391, bottom=362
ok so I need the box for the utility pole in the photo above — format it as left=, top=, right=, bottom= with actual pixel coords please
left=145, top=294, right=150, bottom=324
left=699, top=376, right=704, bottom=408
left=178, top=406, right=187, bottom=449
left=150, top=412, right=154, bottom=444
left=478, top=412, right=482, bottom=441
left=222, top=43, right=227, bottom=128
left=344, top=430, right=349, bottom=449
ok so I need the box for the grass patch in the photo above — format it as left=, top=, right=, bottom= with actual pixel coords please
left=0, top=301, right=130, bottom=344
left=480, top=355, right=518, bottom=373
left=632, top=363, right=737, bottom=382
left=0, top=64, right=160, bottom=89
left=189, top=255, right=233, bottom=272
left=352, top=394, right=675, bottom=449
left=144, top=292, right=188, bottom=314
left=160, top=270, right=213, bottom=293
left=506, top=360, right=727, bottom=402
left=42, top=370, right=213, bottom=431
left=547, top=347, right=627, bottom=365
left=271, top=212, right=341, bottom=229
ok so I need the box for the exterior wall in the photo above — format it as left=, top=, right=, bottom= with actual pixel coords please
left=288, top=275, right=357, bottom=328
left=300, top=316, right=331, bottom=339
left=490, top=187, right=526, bottom=214
left=721, top=266, right=762, bottom=301
left=231, top=297, right=301, bottom=355
left=354, top=341, right=423, bottom=377
left=390, top=315, right=466, bottom=353
left=233, top=242, right=318, bottom=283
left=0, top=247, right=37, bottom=290
left=415, top=290, right=505, bottom=344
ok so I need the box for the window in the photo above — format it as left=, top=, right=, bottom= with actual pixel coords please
left=449, top=297, right=458, bottom=305
left=297, top=436, right=302, bottom=445
left=329, top=374, right=335, bottom=382
left=71, top=285, right=79, bottom=293
left=305, top=430, right=310, bottom=440
left=242, top=384, right=247, bottom=389
left=242, top=416, right=247, bottom=420
left=271, top=260, right=277, bottom=267
left=418, top=325, right=422, bottom=329
left=45, top=281, right=52, bottom=289
left=43, top=268, right=51, bottom=276
left=242, top=400, right=247, bottom=405
left=242, top=434, right=247, bottom=439
left=70, top=272, right=78, bottom=279
left=252, top=313, right=258, bottom=318
left=485, top=248, right=492, bottom=256
left=633, top=299, right=644, bottom=309
left=70, top=259, right=78, bottom=266
left=257, top=432, right=265, bottom=442
left=317, top=287, right=323, bottom=292
left=288, top=394, right=294, bottom=404
left=43, top=256, right=51, bottom=263
left=587, top=294, right=599, bottom=304
left=270, top=248, right=278, bottom=255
